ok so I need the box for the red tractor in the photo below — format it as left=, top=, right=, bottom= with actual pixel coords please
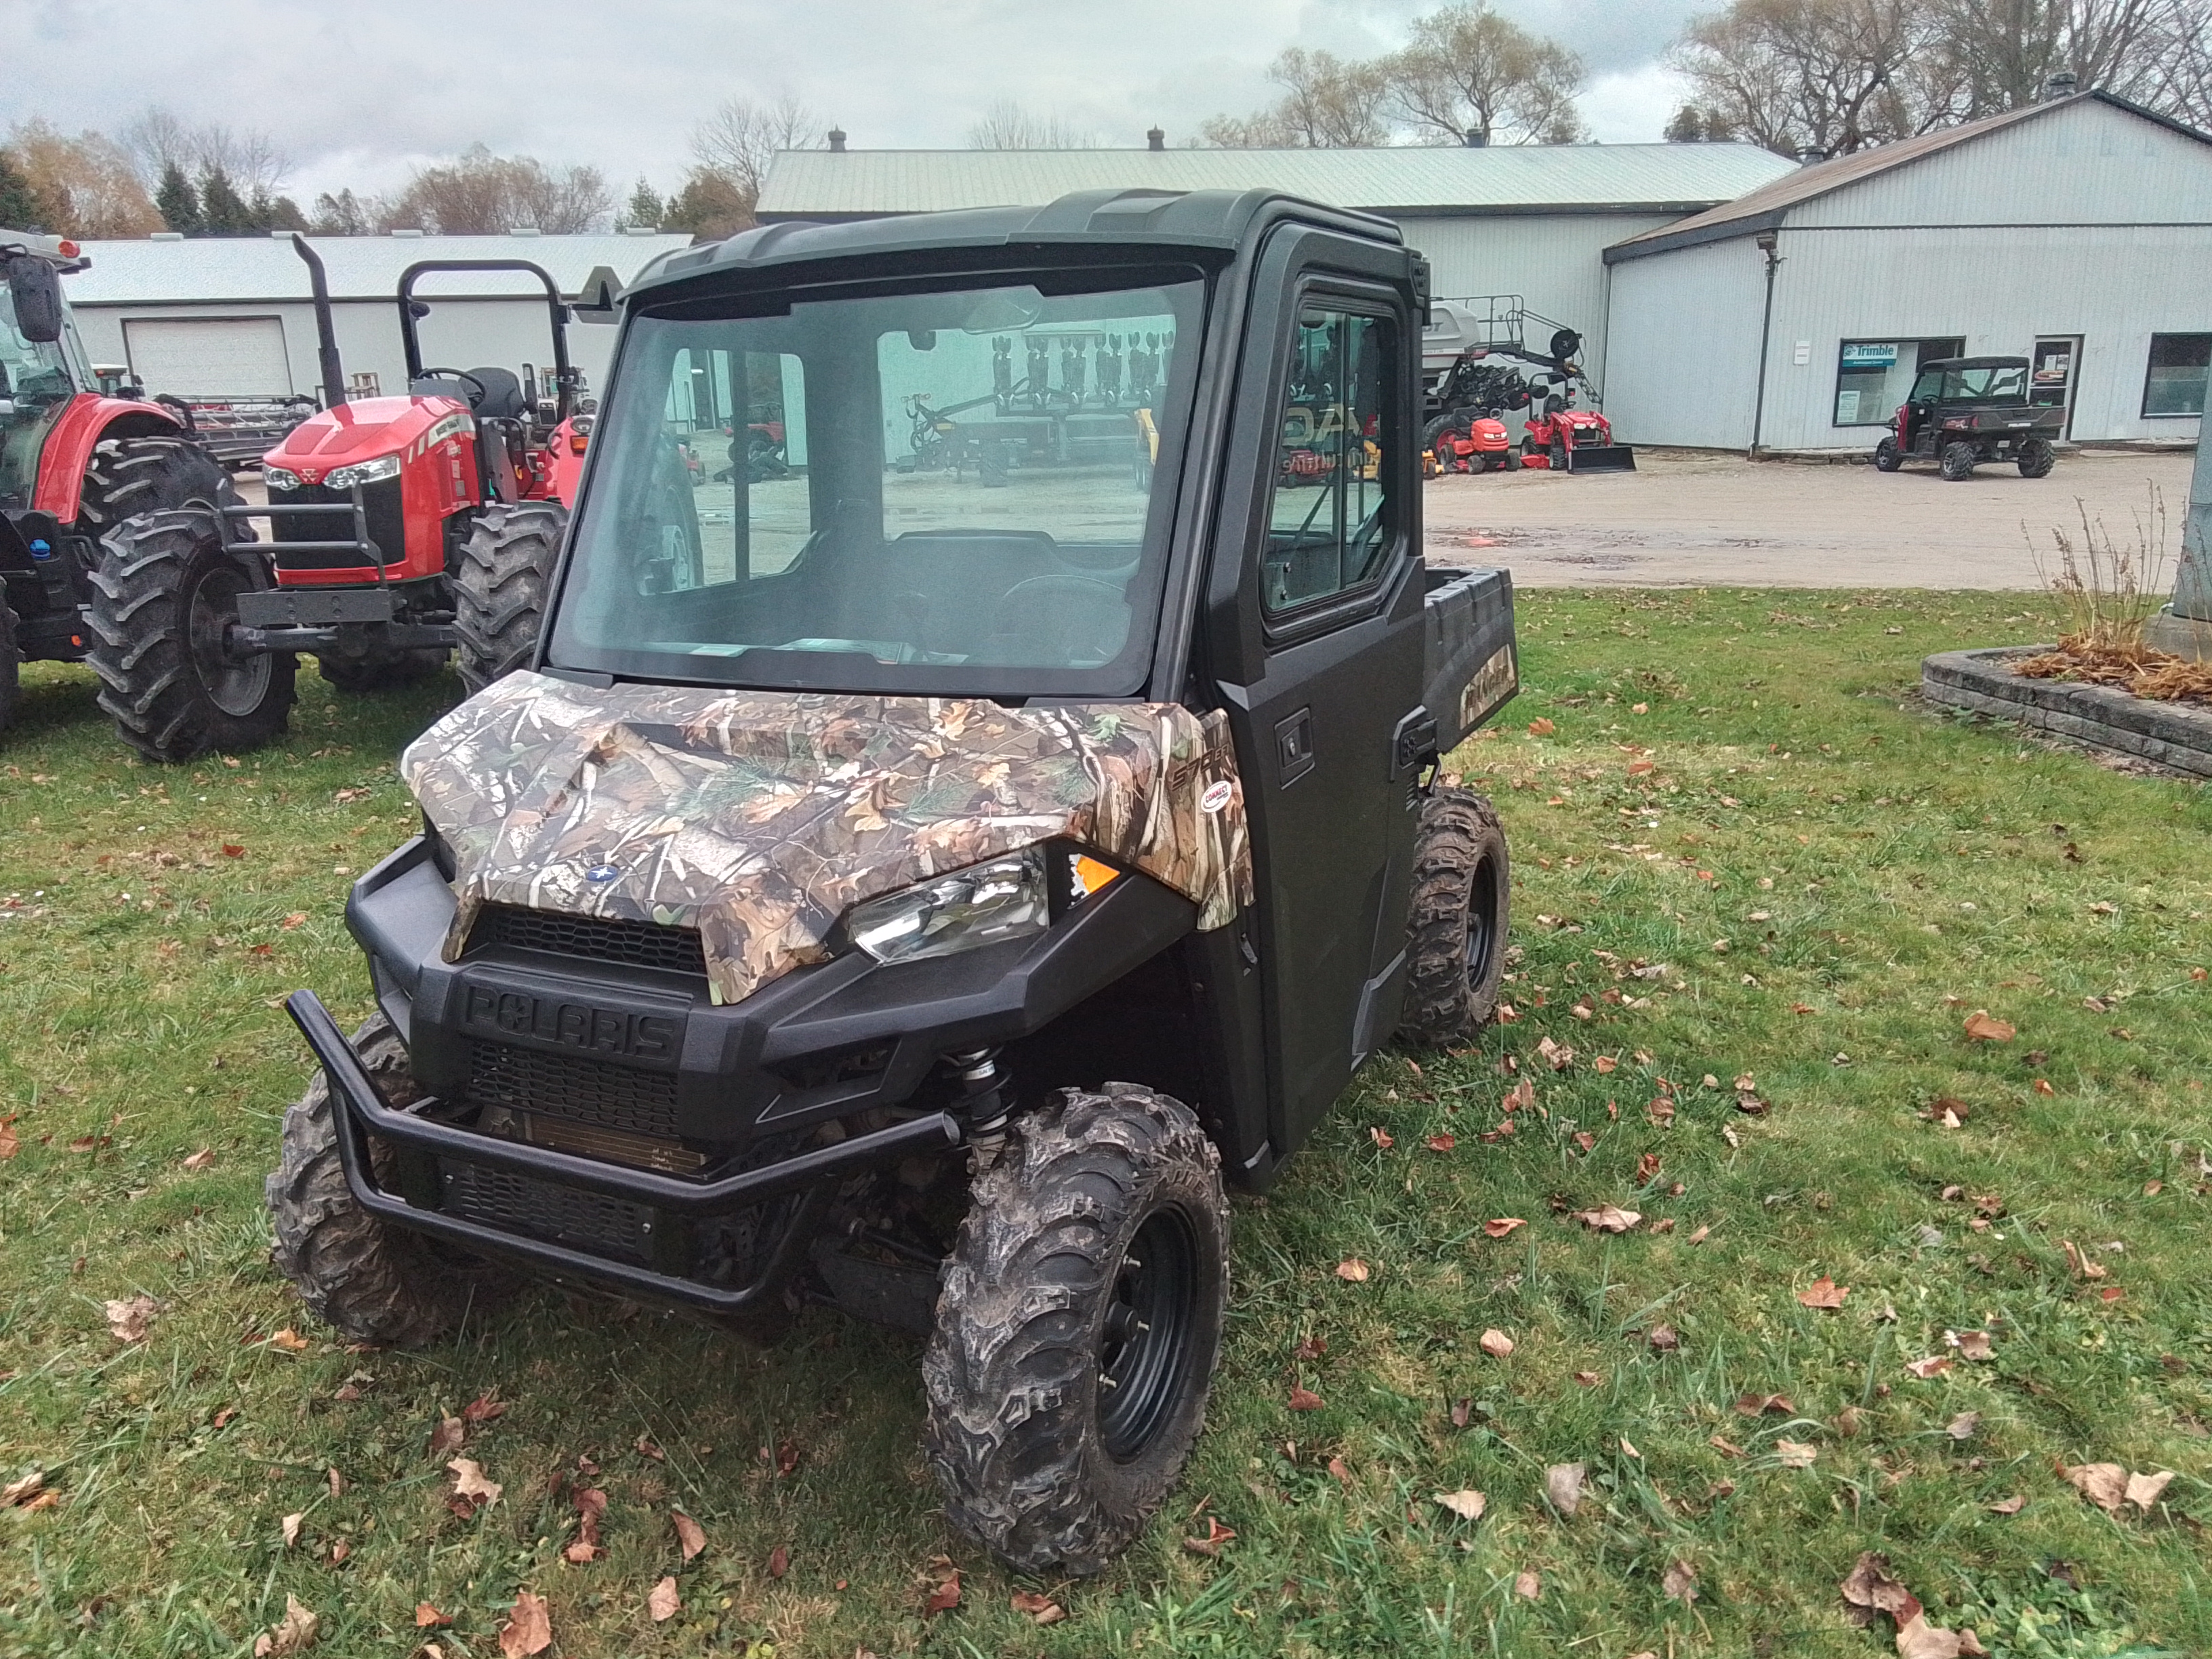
left=2, top=230, right=246, bottom=735
left=1517, top=379, right=1634, bottom=473
left=85, top=237, right=588, bottom=761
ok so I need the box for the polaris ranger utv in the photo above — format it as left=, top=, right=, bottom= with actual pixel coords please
left=1875, top=356, right=2062, bottom=481
left=268, top=189, right=1519, bottom=1574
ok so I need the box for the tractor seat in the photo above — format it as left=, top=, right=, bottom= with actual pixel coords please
left=407, top=366, right=529, bottom=420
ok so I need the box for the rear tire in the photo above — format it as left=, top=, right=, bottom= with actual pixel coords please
left=315, top=647, right=448, bottom=695
left=86, top=506, right=296, bottom=763
left=266, top=1013, right=518, bottom=1347
left=1397, top=787, right=1511, bottom=1047
left=2018, top=438, right=2055, bottom=478
left=74, top=434, right=230, bottom=536
left=925, top=1085, right=1229, bottom=1576
left=1874, top=436, right=1902, bottom=472
left=453, top=501, right=562, bottom=694
left=0, top=598, right=19, bottom=733
left=1939, top=441, right=1979, bottom=482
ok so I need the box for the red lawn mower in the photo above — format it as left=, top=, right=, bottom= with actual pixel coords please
left=86, top=236, right=587, bottom=762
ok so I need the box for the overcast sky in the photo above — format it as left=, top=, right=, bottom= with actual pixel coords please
left=5, top=0, right=1702, bottom=207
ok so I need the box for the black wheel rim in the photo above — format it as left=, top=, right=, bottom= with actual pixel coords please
left=1465, top=849, right=1500, bottom=988
left=187, top=556, right=272, bottom=718
left=1097, top=1206, right=1199, bottom=1461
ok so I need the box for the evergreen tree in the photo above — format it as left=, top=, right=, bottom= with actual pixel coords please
left=197, top=165, right=252, bottom=235
left=0, top=150, right=39, bottom=230
left=309, top=188, right=370, bottom=235
left=619, top=176, right=663, bottom=230
left=248, top=188, right=308, bottom=232
left=154, top=161, right=202, bottom=232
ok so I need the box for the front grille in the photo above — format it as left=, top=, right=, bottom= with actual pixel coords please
left=269, top=476, right=404, bottom=571
left=466, top=1040, right=681, bottom=1141
left=470, top=905, right=707, bottom=978
left=440, top=1161, right=653, bottom=1263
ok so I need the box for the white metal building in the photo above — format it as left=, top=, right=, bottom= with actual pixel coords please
left=60, top=231, right=693, bottom=405
left=756, top=143, right=1798, bottom=387
left=1602, top=92, right=2212, bottom=451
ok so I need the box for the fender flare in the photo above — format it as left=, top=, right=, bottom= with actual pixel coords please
left=31, top=394, right=192, bottom=524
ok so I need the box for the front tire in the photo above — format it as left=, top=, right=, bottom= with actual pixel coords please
left=266, top=1014, right=516, bottom=1347
left=86, top=506, right=296, bottom=763
left=1874, top=436, right=1902, bottom=472
left=925, top=1085, right=1229, bottom=1576
left=2018, top=438, right=2055, bottom=478
left=1397, top=787, right=1511, bottom=1046
left=1939, top=441, right=1979, bottom=482
left=453, top=501, right=562, bottom=694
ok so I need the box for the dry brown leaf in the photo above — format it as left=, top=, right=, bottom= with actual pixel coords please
left=1292, top=1334, right=1326, bottom=1361
left=1987, top=1494, right=2024, bottom=1515
left=1687, top=1223, right=1711, bottom=1244
left=767, top=1544, right=789, bottom=1578
left=1904, top=1355, right=1954, bottom=1380
left=1513, top=1570, right=1541, bottom=1599
left=647, top=1576, right=680, bottom=1622
left=1734, top=1391, right=1794, bottom=1415
left=182, top=1148, right=215, bottom=1171
left=674, top=1510, right=705, bottom=1561
left=281, top=1512, right=305, bottom=1549
left=267, top=1328, right=310, bottom=1353
left=1528, top=718, right=1555, bottom=737
left=251, top=1594, right=319, bottom=1658
left=2062, top=1462, right=2128, bottom=1513
left=0, top=1118, right=16, bottom=1160
left=1840, top=1552, right=1923, bottom=1629
left=1425, top=1132, right=1456, bottom=1152
left=1326, top=1454, right=1351, bottom=1482
left=1571, top=1206, right=1641, bottom=1233
left=634, top=1433, right=665, bottom=1462
left=447, top=1457, right=501, bottom=1510
left=2125, top=1469, right=2175, bottom=1511
left=1478, top=1329, right=1515, bottom=1358
left=1483, top=1217, right=1527, bottom=1239
left=415, top=1605, right=453, bottom=1629
left=498, top=1591, right=552, bottom=1657
left=1183, top=1515, right=1237, bottom=1557
left=1433, top=1488, right=1486, bottom=1520
left=1368, top=1126, right=1394, bottom=1149
left=1574, top=1370, right=1602, bottom=1387
left=1663, top=1559, right=1698, bottom=1603
left=1797, top=1277, right=1848, bottom=1310
left=1897, top=1613, right=1971, bottom=1659
left=3, top=1471, right=47, bottom=1507
left=1647, top=1324, right=1680, bottom=1353
left=1635, top=1151, right=1662, bottom=1186
left=1335, top=1258, right=1370, bottom=1282
left=461, top=1394, right=504, bottom=1425
left=1963, top=1011, right=2015, bottom=1042
left=1012, top=1589, right=1067, bottom=1624
left=1954, top=1330, right=1994, bottom=1361
left=1544, top=1462, right=1584, bottom=1516
left=1709, top=1434, right=1746, bottom=1458
left=1774, top=1439, right=1818, bottom=1468
left=104, top=1295, right=160, bottom=1343
left=1288, top=1385, right=1324, bottom=1412
left=1946, top=1412, right=1980, bottom=1441
left=427, top=1417, right=466, bottom=1457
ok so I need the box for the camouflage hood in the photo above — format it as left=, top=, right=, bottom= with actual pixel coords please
left=403, top=670, right=1252, bottom=1006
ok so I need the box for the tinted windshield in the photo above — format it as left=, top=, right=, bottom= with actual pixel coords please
left=0, top=283, right=78, bottom=505
left=548, top=270, right=1205, bottom=697
left=1942, top=365, right=2028, bottom=402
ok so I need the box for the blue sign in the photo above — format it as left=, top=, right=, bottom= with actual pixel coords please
left=1841, top=343, right=1899, bottom=369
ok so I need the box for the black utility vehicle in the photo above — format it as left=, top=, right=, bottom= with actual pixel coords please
left=1875, top=355, right=2062, bottom=480
left=268, top=189, right=1519, bottom=1574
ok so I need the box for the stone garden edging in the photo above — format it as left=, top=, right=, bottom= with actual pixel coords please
left=1921, top=647, right=2212, bottom=778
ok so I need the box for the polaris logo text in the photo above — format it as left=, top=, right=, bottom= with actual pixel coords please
left=462, top=987, right=679, bottom=1060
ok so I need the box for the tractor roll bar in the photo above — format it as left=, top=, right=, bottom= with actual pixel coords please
left=396, top=259, right=575, bottom=423
left=289, top=236, right=348, bottom=407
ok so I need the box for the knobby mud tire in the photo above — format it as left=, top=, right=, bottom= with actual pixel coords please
left=453, top=502, right=562, bottom=694
left=74, top=434, right=230, bottom=535
left=924, top=1085, right=1229, bottom=1576
left=266, top=1013, right=516, bottom=1347
left=2018, top=438, right=2056, bottom=479
left=1397, top=786, right=1511, bottom=1047
left=86, top=506, right=296, bottom=763
left=1874, top=436, right=1902, bottom=472
left=316, top=647, right=449, bottom=695
left=1940, top=441, right=1980, bottom=482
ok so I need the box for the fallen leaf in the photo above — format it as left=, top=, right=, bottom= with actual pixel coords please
left=1687, top=1223, right=1711, bottom=1244
left=281, top=1512, right=305, bottom=1549
left=1450, top=1397, right=1471, bottom=1427
left=2125, top=1469, right=2175, bottom=1511
left=1482, top=1217, right=1527, bottom=1239
left=767, top=1543, right=790, bottom=1579
left=1963, top=1011, right=2015, bottom=1042
left=1288, top=1385, right=1324, bottom=1412
left=1840, top=1551, right=1922, bottom=1629
left=674, top=1511, right=705, bottom=1561
left=1797, top=1277, right=1848, bottom=1310
left=1647, top=1324, right=1680, bottom=1352
left=267, top=1328, right=310, bottom=1353
left=1544, top=1462, right=1584, bottom=1516
left=634, top=1433, right=665, bottom=1462
left=1479, top=1329, right=1515, bottom=1358
left=1663, top=1559, right=1698, bottom=1603
left=1425, top=1132, right=1456, bottom=1152
left=1904, top=1355, right=1954, bottom=1380
left=1897, top=1612, right=1969, bottom=1659
left=1734, top=1391, right=1792, bottom=1415
left=1946, top=1411, right=1980, bottom=1441
left=447, top=1457, right=501, bottom=1511
left=1709, top=1434, right=1746, bottom=1458
left=1987, top=1494, right=2024, bottom=1515
left=415, top=1604, right=453, bottom=1629
left=1574, top=1370, right=1602, bottom=1386
left=1183, top=1515, right=1237, bottom=1557
left=1326, top=1454, right=1351, bottom=1482
left=2143, top=1179, right=2163, bottom=1195
left=1012, top=1589, right=1067, bottom=1624
left=648, top=1576, right=680, bottom=1622
left=1635, top=1151, right=1662, bottom=1186
left=1433, top=1488, right=1486, bottom=1520
left=496, top=1591, right=553, bottom=1657
left=3, top=1471, right=46, bottom=1507
left=1513, top=1570, right=1541, bottom=1599
left=104, top=1295, right=160, bottom=1343
left=1774, top=1439, right=1818, bottom=1468
left=2062, top=1462, right=2128, bottom=1513
left=461, top=1394, right=504, bottom=1425
left=1571, top=1206, right=1641, bottom=1233
left=1335, top=1258, right=1370, bottom=1282
left=1292, top=1334, right=1326, bottom=1361
left=251, top=1594, right=319, bottom=1658
left=181, top=1147, right=215, bottom=1171
left=427, top=1417, right=466, bottom=1456
left=1595, top=1056, right=1618, bottom=1075
left=1528, top=718, right=1555, bottom=737
left=0, top=1118, right=15, bottom=1160
left=2034, top=1078, right=2055, bottom=1096
left=222, top=844, right=245, bottom=858
left=1369, top=1126, right=1394, bottom=1149
left=1954, top=1330, right=1994, bottom=1361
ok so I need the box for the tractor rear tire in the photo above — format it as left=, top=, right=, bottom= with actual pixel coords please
left=74, top=434, right=230, bottom=536
left=2018, top=438, right=2056, bottom=479
left=925, top=1084, right=1229, bottom=1576
left=1874, top=436, right=1903, bottom=472
left=1939, top=441, right=1979, bottom=482
left=316, top=648, right=448, bottom=695
left=86, top=506, right=296, bottom=764
left=267, top=1013, right=518, bottom=1347
left=1397, top=787, right=1511, bottom=1047
left=0, top=598, right=20, bottom=733
left=453, top=501, right=563, bottom=694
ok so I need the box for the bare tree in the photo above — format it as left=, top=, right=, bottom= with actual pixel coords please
left=3, top=118, right=161, bottom=237
left=691, top=96, right=818, bottom=218
left=380, top=146, right=613, bottom=234
left=121, top=106, right=291, bottom=194
left=2146, top=0, right=2212, bottom=126
left=1930, top=0, right=2172, bottom=114
left=1202, top=49, right=1395, bottom=147
left=1389, top=4, right=1589, bottom=144
left=968, top=102, right=1099, bottom=148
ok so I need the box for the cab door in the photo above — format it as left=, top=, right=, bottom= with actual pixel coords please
left=1203, top=226, right=1427, bottom=1160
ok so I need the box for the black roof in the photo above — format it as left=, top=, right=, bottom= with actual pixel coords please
left=623, top=188, right=1401, bottom=302
left=1922, top=356, right=2032, bottom=370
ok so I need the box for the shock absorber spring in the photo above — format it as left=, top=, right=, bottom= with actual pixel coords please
left=943, top=1047, right=1010, bottom=1170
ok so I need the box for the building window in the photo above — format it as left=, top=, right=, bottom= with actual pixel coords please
left=2142, top=334, right=2210, bottom=418
left=1833, top=337, right=1965, bottom=427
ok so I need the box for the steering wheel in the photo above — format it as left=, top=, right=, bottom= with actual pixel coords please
left=418, top=367, right=487, bottom=409
left=990, top=574, right=1130, bottom=663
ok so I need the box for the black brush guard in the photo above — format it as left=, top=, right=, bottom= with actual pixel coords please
left=285, top=989, right=962, bottom=1314
left=225, top=489, right=454, bottom=654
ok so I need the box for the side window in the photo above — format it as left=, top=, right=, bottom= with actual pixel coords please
left=635, top=346, right=810, bottom=595
left=1261, top=307, right=1395, bottom=616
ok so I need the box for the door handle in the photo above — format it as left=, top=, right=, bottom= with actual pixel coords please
left=1275, top=707, right=1315, bottom=786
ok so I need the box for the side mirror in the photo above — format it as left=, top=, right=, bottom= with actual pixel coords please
left=4, top=254, right=65, bottom=344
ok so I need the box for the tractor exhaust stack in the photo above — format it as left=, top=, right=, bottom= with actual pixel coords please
left=291, top=235, right=347, bottom=407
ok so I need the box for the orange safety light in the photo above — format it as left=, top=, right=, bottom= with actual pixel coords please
left=1071, top=855, right=1120, bottom=896
left=569, top=430, right=589, bottom=455
left=58, top=239, right=80, bottom=258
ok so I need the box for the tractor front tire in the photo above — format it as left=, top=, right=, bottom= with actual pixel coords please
left=87, top=507, right=295, bottom=763
left=2018, top=438, right=2056, bottom=479
left=266, top=1014, right=517, bottom=1347
left=316, top=647, right=448, bottom=695
left=925, top=1085, right=1229, bottom=1576
left=1874, top=436, right=1903, bottom=472
left=75, top=434, right=230, bottom=536
left=1397, top=786, right=1511, bottom=1047
left=454, top=502, right=562, bottom=694
left=0, top=598, right=20, bottom=734
left=1939, top=441, right=1980, bottom=482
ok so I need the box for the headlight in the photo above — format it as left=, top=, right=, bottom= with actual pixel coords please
left=846, top=847, right=1048, bottom=966
left=325, top=454, right=402, bottom=490
left=264, top=466, right=300, bottom=490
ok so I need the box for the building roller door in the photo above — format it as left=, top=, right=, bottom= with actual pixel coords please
left=123, top=316, right=293, bottom=398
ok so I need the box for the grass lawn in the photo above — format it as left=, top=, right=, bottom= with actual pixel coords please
left=2, top=588, right=2208, bottom=1659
